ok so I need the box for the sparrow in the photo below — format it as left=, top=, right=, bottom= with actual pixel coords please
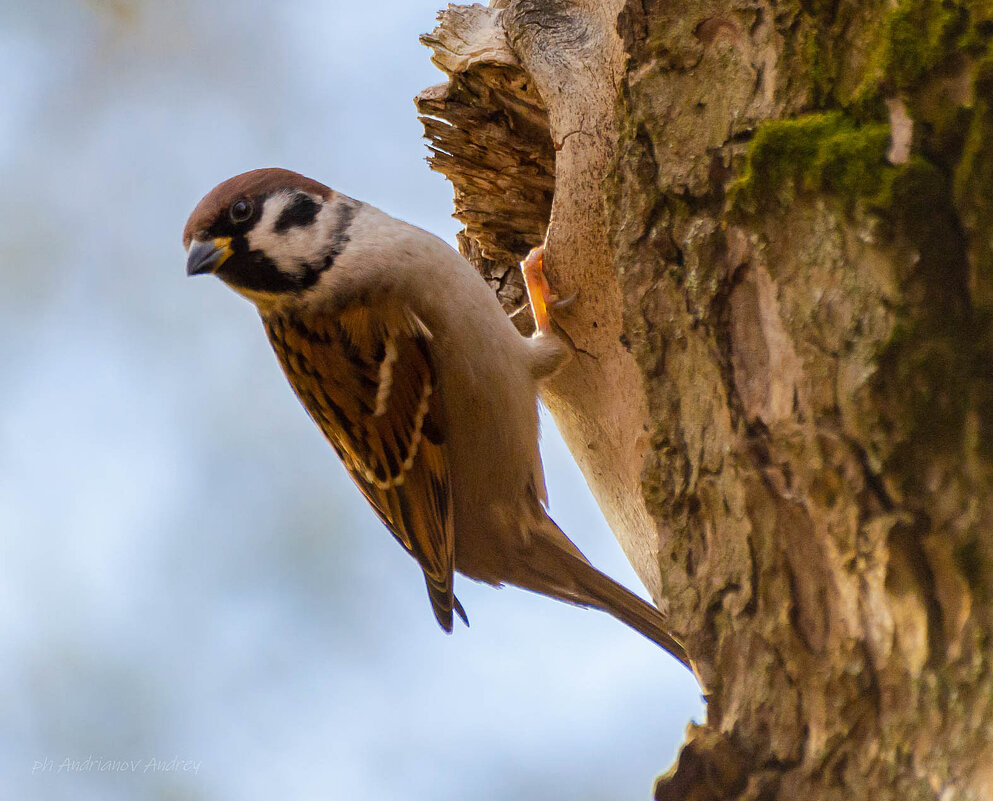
left=184, top=168, right=690, bottom=670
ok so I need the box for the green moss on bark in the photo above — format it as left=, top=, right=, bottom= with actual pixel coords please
left=954, top=51, right=993, bottom=308
left=881, top=0, right=967, bottom=91
left=874, top=157, right=993, bottom=481
left=728, top=112, right=892, bottom=212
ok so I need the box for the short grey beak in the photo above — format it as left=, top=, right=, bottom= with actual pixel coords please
left=186, top=237, right=233, bottom=276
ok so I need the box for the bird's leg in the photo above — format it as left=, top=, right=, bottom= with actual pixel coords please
left=522, top=244, right=572, bottom=336
left=521, top=244, right=576, bottom=379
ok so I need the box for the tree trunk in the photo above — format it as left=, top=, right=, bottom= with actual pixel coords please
left=417, top=1, right=993, bottom=798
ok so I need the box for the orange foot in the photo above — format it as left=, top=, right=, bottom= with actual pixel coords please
left=522, top=245, right=573, bottom=335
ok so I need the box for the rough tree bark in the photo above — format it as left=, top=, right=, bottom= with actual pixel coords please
left=417, top=1, right=993, bottom=799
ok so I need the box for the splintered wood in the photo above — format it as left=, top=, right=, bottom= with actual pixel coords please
left=416, top=4, right=554, bottom=324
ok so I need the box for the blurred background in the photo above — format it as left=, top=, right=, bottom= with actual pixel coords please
left=0, top=1, right=702, bottom=799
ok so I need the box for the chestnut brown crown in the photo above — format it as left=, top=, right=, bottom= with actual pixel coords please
left=183, top=167, right=332, bottom=248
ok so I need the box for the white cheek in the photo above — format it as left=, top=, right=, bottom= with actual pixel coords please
left=246, top=192, right=334, bottom=275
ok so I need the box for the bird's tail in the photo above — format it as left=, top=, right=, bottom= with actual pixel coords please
left=563, top=554, right=691, bottom=670
left=523, top=512, right=693, bottom=673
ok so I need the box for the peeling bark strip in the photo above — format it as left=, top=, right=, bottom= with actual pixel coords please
left=421, top=0, right=993, bottom=799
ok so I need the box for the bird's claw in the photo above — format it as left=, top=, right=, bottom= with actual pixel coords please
left=550, top=292, right=576, bottom=312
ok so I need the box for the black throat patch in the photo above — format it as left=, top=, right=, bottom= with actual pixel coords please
left=216, top=248, right=300, bottom=294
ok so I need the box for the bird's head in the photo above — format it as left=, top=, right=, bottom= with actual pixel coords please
left=183, top=168, right=355, bottom=305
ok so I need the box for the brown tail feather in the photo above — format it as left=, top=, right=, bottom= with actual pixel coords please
left=519, top=513, right=693, bottom=673
left=563, top=554, right=691, bottom=671
left=425, top=578, right=469, bottom=632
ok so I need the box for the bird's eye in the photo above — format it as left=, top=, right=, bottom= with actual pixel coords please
left=229, top=199, right=254, bottom=223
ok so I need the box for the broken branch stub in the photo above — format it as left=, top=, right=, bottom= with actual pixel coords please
left=416, top=3, right=555, bottom=323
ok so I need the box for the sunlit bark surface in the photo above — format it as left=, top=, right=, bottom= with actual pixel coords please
left=419, top=1, right=993, bottom=797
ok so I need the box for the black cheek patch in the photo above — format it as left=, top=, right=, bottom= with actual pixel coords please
left=274, top=194, right=321, bottom=233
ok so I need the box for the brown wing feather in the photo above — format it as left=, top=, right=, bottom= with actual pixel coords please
left=262, top=304, right=463, bottom=631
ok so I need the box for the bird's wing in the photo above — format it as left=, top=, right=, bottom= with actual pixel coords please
left=263, top=303, right=463, bottom=631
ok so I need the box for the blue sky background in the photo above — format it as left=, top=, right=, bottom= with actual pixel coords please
left=0, top=1, right=702, bottom=798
